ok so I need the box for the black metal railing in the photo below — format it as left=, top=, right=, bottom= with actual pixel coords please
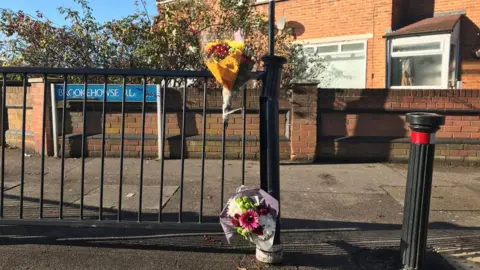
left=0, top=67, right=253, bottom=229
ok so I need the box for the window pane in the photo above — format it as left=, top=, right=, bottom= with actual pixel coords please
left=392, top=42, right=441, bottom=52
left=390, top=55, right=443, bottom=86
left=318, top=52, right=366, bottom=88
left=317, top=45, right=338, bottom=53
left=303, top=47, right=315, bottom=55
left=341, top=43, right=364, bottom=52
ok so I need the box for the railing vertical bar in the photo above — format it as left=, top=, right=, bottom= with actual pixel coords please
left=259, top=96, right=268, bottom=191
left=199, top=77, right=208, bottom=223
left=158, top=78, right=166, bottom=223
left=99, top=75, right=107, bottom=220
left=0, top=73, right=6, bottom=218
left=80, top=74, right=88, bottom=220
left=179, top=78, right=187, bottom=223
left=39, top=74, right=48, bottom=219
left=118, top=76, right=126, bottom=221
left=241, top=85, right=247, bottom=186
left=138, top=76, right=147, bottom=222
left=59, top=74, right=68, bottom=219
left=220, top=120, right=226, bottom=212
left=19, top=73, right=28, bottom=219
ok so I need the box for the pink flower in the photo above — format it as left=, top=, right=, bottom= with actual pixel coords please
left=239, top=210, right=259, bottom=231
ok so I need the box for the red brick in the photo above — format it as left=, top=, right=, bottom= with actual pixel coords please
left=451, top=150, right=468, bottom=157
left=462, top=126, right=479, bottom=132
left=444, top=126, right=461, bottom=132
left=453, top=121, right=471, bottom=126
left=437, top=132, right=453, bottom=138
left=462, top=116, right=480, bottom=121
left=453, top=132, right=469, bottom=138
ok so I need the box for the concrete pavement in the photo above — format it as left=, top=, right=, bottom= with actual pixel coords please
left=1, top=147, right=480, bottom=269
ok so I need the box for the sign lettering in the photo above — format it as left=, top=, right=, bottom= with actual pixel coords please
left=54, top=84, right=159, bottom=102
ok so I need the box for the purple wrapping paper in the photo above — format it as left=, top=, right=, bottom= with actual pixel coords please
left=219, top=185, right=279, bottom=248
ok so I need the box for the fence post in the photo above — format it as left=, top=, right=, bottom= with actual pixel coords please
left=401, top=112, right=445, bottom=270
left=30, top=78, right=55, bottom=156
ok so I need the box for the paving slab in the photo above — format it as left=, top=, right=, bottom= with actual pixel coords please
left=387, top=163, right=480, bottom=187
left=382, top=186, right=480, bottom=211
left=429, top=210, right=480, bottom=228
left=3, top=182, right=99, bottom=207
left=3, top=181, right=20, bottom=191
left=280, top=191, right=404, bottom=228
left=81, top=185, right=179, bottom=211
left=278, top=163, right=406, bottom=194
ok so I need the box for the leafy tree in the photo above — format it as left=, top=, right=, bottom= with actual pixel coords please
left=0, top=0, right=325, bottom=87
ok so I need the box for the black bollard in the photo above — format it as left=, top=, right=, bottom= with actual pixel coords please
left=401, top=112, right=445, bottom=270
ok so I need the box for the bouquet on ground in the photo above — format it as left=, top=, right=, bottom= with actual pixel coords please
left=220, top=186, right=279, bottom=250
left=203, top=32, right=255, bottom=124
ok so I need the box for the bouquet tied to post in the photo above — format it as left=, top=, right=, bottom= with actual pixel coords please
left=203, top=31, right=255, bottom=124
left=220, top=186, right=279, bottom=250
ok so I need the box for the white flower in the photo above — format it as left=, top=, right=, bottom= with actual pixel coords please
left=227, top=200, right=242, bottom=217
left=259, top=214, right=275, bottom=234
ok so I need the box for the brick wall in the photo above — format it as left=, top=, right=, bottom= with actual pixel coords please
left=256, top=0, right=479, bottom=89
left=78, top=136, right=291, bottom=160
left=5, top=86, right=33, bottom=131
left=7, top=78, right=480, bottom=164
left=314, top=86, right=480, bottom=164
left=56, top=87, right=291, bottom=159
left=4, top=85, right=34, bottom=150
left=66, top=111, right=284, bottom=137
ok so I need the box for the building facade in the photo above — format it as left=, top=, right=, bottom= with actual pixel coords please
left=255, top=0, right=479, bottom=89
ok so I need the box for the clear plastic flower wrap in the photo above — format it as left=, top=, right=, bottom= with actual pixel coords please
left=200, top=30, right=255, bottom=124
left=220, top=185, right=279, bottom=250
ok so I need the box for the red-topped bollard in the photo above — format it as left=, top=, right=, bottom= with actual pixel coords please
left=401, top=112, right=445, bottom=270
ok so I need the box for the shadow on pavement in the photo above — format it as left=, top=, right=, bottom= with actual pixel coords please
left=2, top=191, right=479, bottom=231
left=0, top=223, right=474, bottom=269
left=0, top=192, right=479, bottom=269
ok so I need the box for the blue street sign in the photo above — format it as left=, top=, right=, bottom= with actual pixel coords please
left=54, top=84, right=159, bottom=102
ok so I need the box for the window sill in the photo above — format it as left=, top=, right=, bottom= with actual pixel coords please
left=389, top=86, right=452, bottom=90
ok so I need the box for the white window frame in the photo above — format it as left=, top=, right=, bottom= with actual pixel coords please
left=302, top=40, right=368, bottom=88
left=387, top=24, right=460, bottom=89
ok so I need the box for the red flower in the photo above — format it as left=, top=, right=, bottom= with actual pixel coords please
left=241, top=55, right=253, bottom=63
left=230, top=216, right=240, bottom=227
left=230, top=214, right=241, bottom=227
left=252, top=226, right=264, bottom=236
left=257, top=205, right=270, bottom=216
